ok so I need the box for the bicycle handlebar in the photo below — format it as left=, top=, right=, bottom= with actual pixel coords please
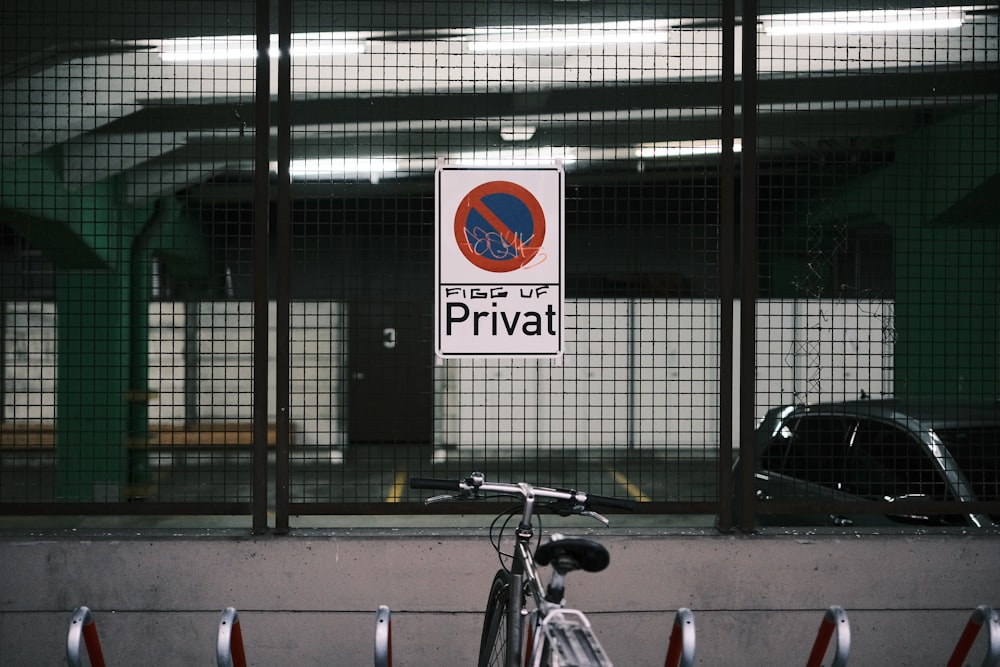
left=409, top=474, right=637, bottom=512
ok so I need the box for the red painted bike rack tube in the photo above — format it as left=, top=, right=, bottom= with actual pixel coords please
left=805, top=606, right=850, bottom=667
left=664, top=607, right=696, bottom=667
left=217, top=607, right=248, bottom=667
left=375, top=605, right=393, bottom=667
left=67, top=606, right=107, bottom=667
left=946, top=606, right=1000, bottom=667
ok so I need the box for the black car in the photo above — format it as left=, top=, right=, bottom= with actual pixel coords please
left=737, top=398, right=1000, bottom=528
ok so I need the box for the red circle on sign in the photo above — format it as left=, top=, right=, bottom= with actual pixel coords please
left=454, top=181, right=546, bottom=273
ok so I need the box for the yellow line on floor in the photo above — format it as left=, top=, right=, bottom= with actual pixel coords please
left=387, top=469, right=408, bottom=503
left=607, top=468, right=652, bottom=503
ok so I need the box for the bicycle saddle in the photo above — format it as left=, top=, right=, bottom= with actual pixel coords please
left=534, top=537, right=610, bottom=574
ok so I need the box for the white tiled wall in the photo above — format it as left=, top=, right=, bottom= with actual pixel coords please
left=4, top=299, right=894, bottom=449
left=1, top=302, right=57, bottom=420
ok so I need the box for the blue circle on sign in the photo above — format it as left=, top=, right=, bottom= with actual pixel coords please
left=454, top=181, right=545, bottom=273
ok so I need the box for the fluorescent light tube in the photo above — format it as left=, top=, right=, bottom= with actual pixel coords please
left=764, top=8, right=964, bottom=36
left=635, top=139, right=742, bottom=158
left=499, top=126, right=537, bottom=142
left=289, top=158, right=398, bottom=177
left=453, top=148, right=577, bottom=167
left=159, top=33, right=364, bottom=62
left=467, top=20, right=671, bottom=52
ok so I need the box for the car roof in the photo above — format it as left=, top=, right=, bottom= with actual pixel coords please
left=770, top=397, right=1000, bottom=431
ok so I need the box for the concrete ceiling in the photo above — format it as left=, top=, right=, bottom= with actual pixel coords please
left=1, top=1, right=997, bottom=202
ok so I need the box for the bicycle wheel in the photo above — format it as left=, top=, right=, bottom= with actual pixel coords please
left=478, top=569, right=512, bottom=667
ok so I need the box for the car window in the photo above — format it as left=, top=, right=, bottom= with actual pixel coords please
left=761, top=416, right=854, bottom=487
left=845, top=419, right=951, bottom=500
left=935, top=427, right=1000, bottom=503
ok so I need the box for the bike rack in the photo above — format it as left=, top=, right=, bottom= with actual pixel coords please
left=946, top=606, right=1000, bottom=667
left=805, top=606, right=850, bottom=667
left=375, top=605, right=393, bottom=667
left=67, top=606, right=107, bottom=667
left=663, top=607, right=696, bottom=667
left=217, top=607, right=248, bottom=667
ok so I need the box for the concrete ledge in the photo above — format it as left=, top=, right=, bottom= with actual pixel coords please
left=1, top=530, right=997, bottom=665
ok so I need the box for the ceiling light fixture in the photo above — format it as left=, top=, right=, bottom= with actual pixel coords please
left=288, top=157, right=398, bottom=178
left=499, top=126, right=537, bottom=142
left=763, top=8, right=965, bottom=36
left=453, top=148, right=577, bottom=167
left=158, top=32, right=365, bottom=62
left=634, top=139, right=742, bottom=159
left=468, top=20, right=671, bottom=52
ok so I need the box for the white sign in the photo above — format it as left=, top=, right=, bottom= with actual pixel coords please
left=435, top=165, right=564, bottom=358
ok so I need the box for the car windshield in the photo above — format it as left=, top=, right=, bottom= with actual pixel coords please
left=934, top=427, right=1000, bottom=503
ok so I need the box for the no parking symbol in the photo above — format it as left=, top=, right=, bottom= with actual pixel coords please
left=454, top=181, right=547, bottom=273
left=436, top=165, right=564, bottom=358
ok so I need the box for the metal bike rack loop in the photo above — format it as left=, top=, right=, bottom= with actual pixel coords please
left=947, top=606, right=1000, bottom=667
left=805, top=606, right=851, bottom=667
left=375, top=605, right=393, bottom=667
left=217, top=607, right=248, bottom=667
left=663, top=607, right=696, bottom=667
left=67, top=606, right=107, bottom=667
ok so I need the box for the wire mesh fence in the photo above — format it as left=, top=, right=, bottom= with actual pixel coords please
left=1, top=1, right=997, bottom=528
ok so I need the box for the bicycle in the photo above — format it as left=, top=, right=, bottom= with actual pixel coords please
left=410, top=472, right=636, bottom=667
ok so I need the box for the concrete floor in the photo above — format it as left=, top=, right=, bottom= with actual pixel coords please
left=1, top=444, right=721, bottom=512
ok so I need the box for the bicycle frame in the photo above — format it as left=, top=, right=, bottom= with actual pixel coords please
left=411, top=474, right=628, bottom=667
left=505, top=536, right=548, bottom=667
left=507, top=485, right=535, bottom=667
left=500, top=485, right=613, bottom=667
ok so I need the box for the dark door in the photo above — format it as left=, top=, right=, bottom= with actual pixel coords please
left=348, top=299, right=433, bottom=444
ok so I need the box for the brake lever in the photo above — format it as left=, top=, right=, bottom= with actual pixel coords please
left=580, top=509, right=610, bottom=526
left=424, top=493, right=457, bottom=504
left=424, top=490, right=477, bottom=505
left=551, top=501, right=611, bottom=526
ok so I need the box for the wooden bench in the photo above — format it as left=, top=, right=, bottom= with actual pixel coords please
left=0, top=422, right=55, bottom=450
left=0, top=422, right=287, bottom=450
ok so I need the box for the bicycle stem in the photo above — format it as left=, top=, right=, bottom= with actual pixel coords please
left=516, top=482, right=536, bottom=539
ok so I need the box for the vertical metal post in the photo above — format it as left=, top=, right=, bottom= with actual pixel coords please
left=0, top=300, right=6, bottom=423
left=738, top=0, right=760, bottom=532
left=252, top=0, right=271, bottom=534
left=627, top=298, right=636, bottom=450
left=716, top=0, right=737, bottom=532
left=274, top=0, right=292, bottom=533
left=184, top=300, right=199, bottom=425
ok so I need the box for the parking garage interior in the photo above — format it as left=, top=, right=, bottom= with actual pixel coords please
left=1, top=1, right=998, bottom=664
